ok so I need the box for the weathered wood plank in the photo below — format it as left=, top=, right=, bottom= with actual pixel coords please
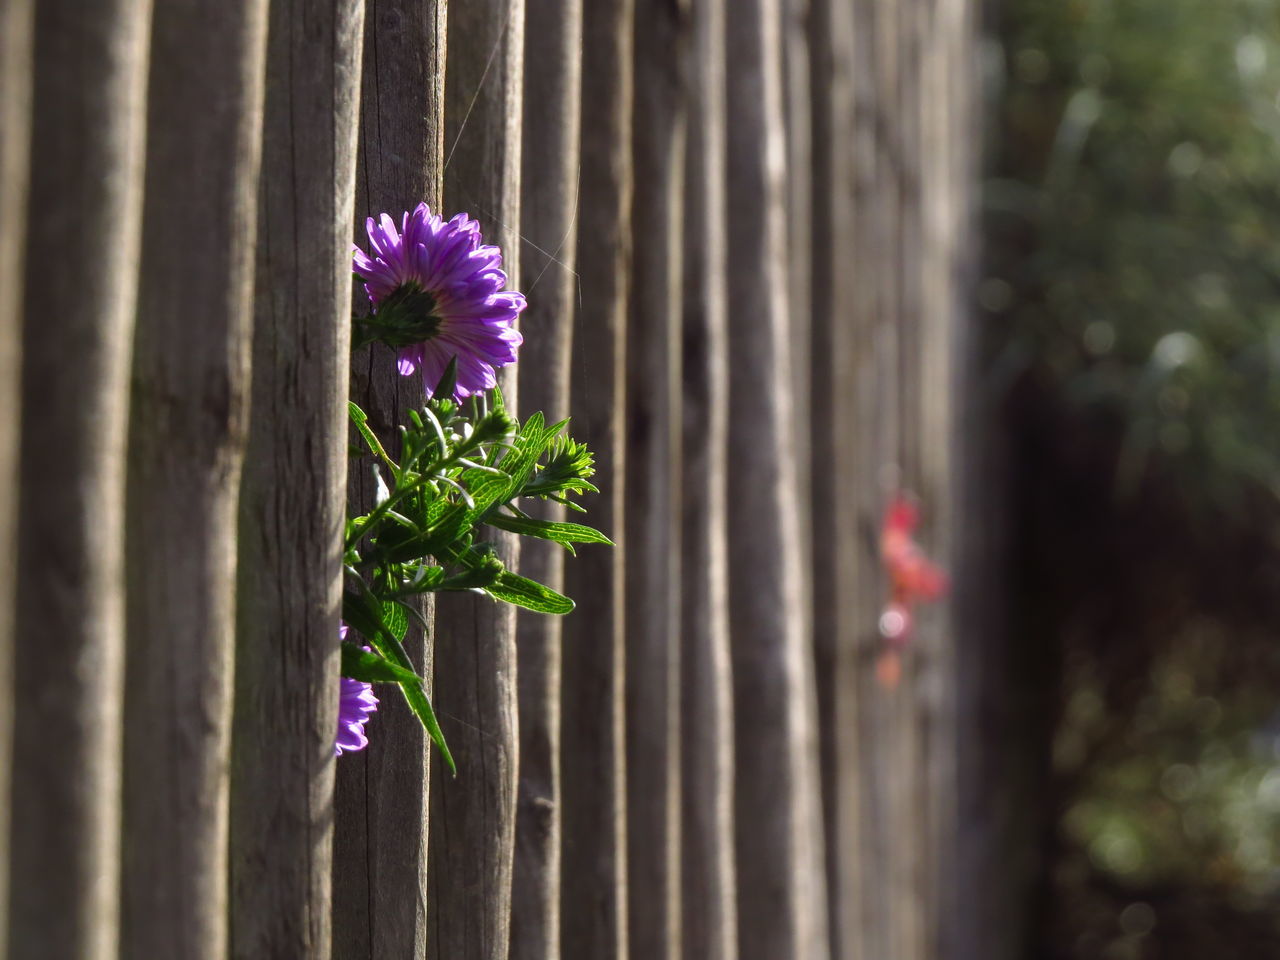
left=840, top=0, right=977, bottom=957
left=680, top=0, right=738, bottom=956
left=724, top=1, right=830, bottom=958
left=229, top=2, right=365, bottom=957
left=783, top=0, right=813, bottom=587
left=123, top=2, right=268, bottom=956
left=511, top=0, right=582, bottom=955
left=0, top=0, right=32, bottom=947
left=427, top=3, right=524, bottom=957
left=626, top=1, right=686, bottom=957
left=8, top=2, right=151, bottom=956
left=807, top=0, right=858, bottom=953
left=332, top=1, right=446, bottom=954
left=559, top=0, right=633, bottom=954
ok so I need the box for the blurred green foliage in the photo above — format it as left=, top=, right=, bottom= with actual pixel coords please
left=987, top=1, right=1280, bottom=957
left=987, top=0, right=1280, bottom=512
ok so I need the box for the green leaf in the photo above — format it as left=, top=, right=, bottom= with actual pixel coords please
left=433, top=553, right=504, bottom=591
left=463, top=470, right=515, bottom=522
left=486, top=571, right=575, bottom=615
left=343, top=577, right=456, bottom=773
left=341, top=643, right=422, bottom=684
left=486, top=513, right=613, bottom=552
left=400, top=679, right=455, bottom=775
left=382, top=600, right=409, bottom=642
left=431, top=356, right=458, bottom=401
left=349, top=401, right=396, bottom=472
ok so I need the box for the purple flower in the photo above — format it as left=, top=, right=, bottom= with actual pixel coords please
left=336, top=623, right=378, bottom=756
left=353, top=204, right=525, bottom=399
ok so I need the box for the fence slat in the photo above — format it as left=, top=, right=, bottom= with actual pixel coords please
left=511, top=0, right=583, bottom=955
left=428, top=3, right=524, bottom=957
left=559, top=0, right=633, bottom=954
left=724, top=1, right=831, bottom=958
left=123, top=2, right=268, bottom=956
left=229, top=2, right=365, bottom=957
left=680, top=0, right=737, bottom=956
left=807, top=0, right=859, bottom=955
left=0, top=0, right=32, bottom=948
left=839, top=0, right=976, bottom=957
left=8, top=2, right=151, bottom=956
left=783, top=0, right=813, bottom=586
left=626, top=2, right=686, bottom=957
left=332, top=1, right=446, bottom=954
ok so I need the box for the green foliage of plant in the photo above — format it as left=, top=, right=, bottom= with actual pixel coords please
left=987, top=0, right=1280, bottom=509
left=341, top=362, right=608, bottom=772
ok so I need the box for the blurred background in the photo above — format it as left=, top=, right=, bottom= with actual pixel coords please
left=984, top=0, right=1280, bottom=956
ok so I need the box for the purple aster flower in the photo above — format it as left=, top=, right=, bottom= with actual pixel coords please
left=336, top=623, right=379, bottom=756
left=353, top=203, right=525, bottom=399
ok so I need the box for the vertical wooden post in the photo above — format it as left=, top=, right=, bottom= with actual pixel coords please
left=626, top=2, right=686, bottom=958
left=782, top=0, right=813, bottom=569
left=123, top=2, right=268, bottom=957
left=680, top=0, right=738, bottom=956
left=808, top=0, right=859, bottom=954
left=559, top=0, right=633, bottom=955
left=511, top=0, right=582, bottom=955
left=918, top=1, right=975, bottom=956
left=332, top=1, right=446, bottom=954
left=840, top=0, right=977, bottom=957
left=8, top=2, right=151, bottom=957
left=428, top=3, right=524, bottom=957
left=724, top=1, right=830, bottom=959
left=230, top=1, right=365, bottom=957
left=844, top=3, right=896, bottom=958
left=0, top=0, right=32, bottom=947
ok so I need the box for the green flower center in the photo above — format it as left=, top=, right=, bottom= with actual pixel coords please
left=366, top=282, right=442, bottom=347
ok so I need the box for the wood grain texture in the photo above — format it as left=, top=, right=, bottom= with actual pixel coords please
left=124, top=2, right=268, bottom=956
left=228, top=2, right=365, bottom=958
left=724, top=1, right=831, bottom=958
left=559, top=0, right=633, bottom=955
left=840, top=1, right=976, bottom=958
left=0, top=0, right=32, bottom=948
left=8, top=1, right=151, bottom=956
left=847, top=1, right=913, bottom=956
left=331, top=1, right=446, bottom=955
left=679, top=0, right=738, bottom=956
left=806, top=0, right=858, bottom=955
left=783, top=0, right=814, bottom=609
left=511, top=0, right=582, bottom=955
left=427, top=2, right=524, bottom=957
left=625, top=2, right=686, bottom=958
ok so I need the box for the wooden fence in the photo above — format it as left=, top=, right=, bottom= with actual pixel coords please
left=0, top=0, right=978, bottom=957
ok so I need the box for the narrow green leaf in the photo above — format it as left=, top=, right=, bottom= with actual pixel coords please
left=431, top=356, right=458, bottom=401
left=486, top=571, right=575, bottom=615
left=348, top=401, right=396, bottom=471
left=487, top=513, right=613, bottom=549
left=433, top=554, right=504, bottom=591
left=382, top=600, right=409, bottom=642
left=341, top=643, right=423, bottom=684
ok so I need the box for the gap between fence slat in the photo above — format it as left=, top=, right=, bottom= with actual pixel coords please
left=806, top=0, right=858, bottom=955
